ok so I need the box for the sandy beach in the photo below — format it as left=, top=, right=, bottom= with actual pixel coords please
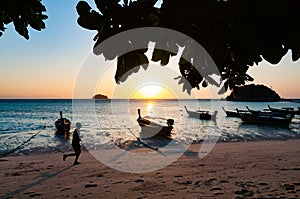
left=1, top=139, right=300, bottom=199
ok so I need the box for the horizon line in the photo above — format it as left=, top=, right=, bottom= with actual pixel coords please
left=1, top=98, right=300, bottom=101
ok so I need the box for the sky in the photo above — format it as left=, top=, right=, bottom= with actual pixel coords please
left=0, top=0, right=299, bottom=99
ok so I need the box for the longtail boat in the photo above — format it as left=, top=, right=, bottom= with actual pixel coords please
left=137, top=109, right=174, bottom=138
left=55, top=111, right=71, bottom=133
left=237, top=108, right=293, bottom=126
left=184, top=106, right=217, bottom=120
left=222, top=107, right=247, bottom=117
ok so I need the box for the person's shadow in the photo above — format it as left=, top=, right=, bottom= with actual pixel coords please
left=1, top=165, right=73, bottom=198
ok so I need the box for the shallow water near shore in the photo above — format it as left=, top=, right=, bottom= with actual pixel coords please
left=0, top=99, right=299, bottom=155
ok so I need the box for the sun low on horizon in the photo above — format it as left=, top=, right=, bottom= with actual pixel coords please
left=131, top=83, right=176, bottom=99
left=135, top=84, right=162, bottom=98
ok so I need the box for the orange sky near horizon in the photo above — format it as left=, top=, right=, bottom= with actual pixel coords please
left=0, top=50, right=299, bottom=100
left=0, top=53, right=299, bottom=99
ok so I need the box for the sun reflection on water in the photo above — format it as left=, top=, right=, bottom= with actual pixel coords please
left=147, top=102, right=153, bottom=116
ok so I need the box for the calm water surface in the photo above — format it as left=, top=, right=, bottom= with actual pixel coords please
left=0, top=99, right=299, bottom=155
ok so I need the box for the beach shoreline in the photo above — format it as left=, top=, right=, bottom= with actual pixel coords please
left=1, top=139, right=300, bottom=198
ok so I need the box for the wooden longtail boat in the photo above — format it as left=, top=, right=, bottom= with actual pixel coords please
left=246, top=106, right=294, bottom=118
left=55, top=111, right=71, bottom=133
left=184, top=106, right=217, bottom=120
left=137, top=109, right=174, bottom=138
left=222, top=107, right=247, bottom=117
left=236, top=109, right=293, bottom=126
left=268, top=105, right=300, bottom=115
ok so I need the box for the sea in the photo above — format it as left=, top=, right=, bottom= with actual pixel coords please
left=0, top=99, right=299, bottom=156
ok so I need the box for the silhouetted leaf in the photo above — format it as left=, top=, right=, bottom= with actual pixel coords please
left=292, top=49, right=300, bottom=61
left=245, top=74, right=254, bottom=81
left=13, top=18, right=29, bottom=40
left=115, top=50, right=149, bottom=83
left=77, top=1, right=104, bottom=30
left=28, top=15, right=45, bottom=31
left=218, top=82, right=228, bottom=95
left=77, top=1, right=92, bottom=15
left=0, top=0, right=47, bottom=39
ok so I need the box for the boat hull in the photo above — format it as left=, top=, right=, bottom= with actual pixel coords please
left=184, top=106, right=217, bottom=120
left=238, top=113, right=292, bottom=126
left=55, top=118, right=71, bottom=133
left=137, top=119, right=173, bottom=138
left=268, top=105, right=300, bottom=115
left=246, top=106, right=293, bottom=118
left=225, top=111, right=240, bottom=117
left=222, top=107, right=247, bottom=117
left=137, top=109, right=174, bottom=138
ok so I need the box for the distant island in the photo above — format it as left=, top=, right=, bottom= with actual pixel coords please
left=226, top=84, right=281, bottom=102
left=92, top=94, right=109, bottom=100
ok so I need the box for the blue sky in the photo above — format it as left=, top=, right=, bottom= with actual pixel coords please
left=0, top=0, right=299, bottom=99
left=0, top=0, right=95, bottom=98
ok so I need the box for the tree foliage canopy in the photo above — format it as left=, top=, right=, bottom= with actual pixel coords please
left=76, top=0, right=300, bottom=94
left=0, top=0, right=47, bottom=39
left=2, top=0, right=299, bottom=94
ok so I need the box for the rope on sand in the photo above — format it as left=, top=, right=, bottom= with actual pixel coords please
left=127, top=128, right=158, bottom=151
left=0, top=129, right=43, bottom=158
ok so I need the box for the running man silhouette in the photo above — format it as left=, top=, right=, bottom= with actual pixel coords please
left=63, top=122, right=82, bottom=165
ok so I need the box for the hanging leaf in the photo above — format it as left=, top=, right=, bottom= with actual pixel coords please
left=292, top=48, right=300, bottom=61
left=115, top=50, right=149, bottom=83
left=13, top=18, right=29, bottom=40
left=218, top=81, right=228, bottom=95
left=245, top=74, right=254, bottom=81
left=201, top=80, right=207, bottom=87
left=77, top=2, right=104, bottom=30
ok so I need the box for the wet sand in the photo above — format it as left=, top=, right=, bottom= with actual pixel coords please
left=1, top=139, right=300, bottom=198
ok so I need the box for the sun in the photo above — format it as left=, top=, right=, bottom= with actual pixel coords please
left=133, top=84, right=163, bottom=99
left=139, top=85, right=162, bottom=98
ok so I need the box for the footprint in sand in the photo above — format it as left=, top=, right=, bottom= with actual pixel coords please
left=24, top=192, right=42, bottom=198
left=84, top=183, right=98, bottom=188
left=60, top=187, right=72, bottom=192
left=234, top=189, right=254, bottom=197
left=281, top=183, right=295, bottom=191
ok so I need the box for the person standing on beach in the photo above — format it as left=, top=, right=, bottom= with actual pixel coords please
left=63, top=122, right=82, bottom=165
